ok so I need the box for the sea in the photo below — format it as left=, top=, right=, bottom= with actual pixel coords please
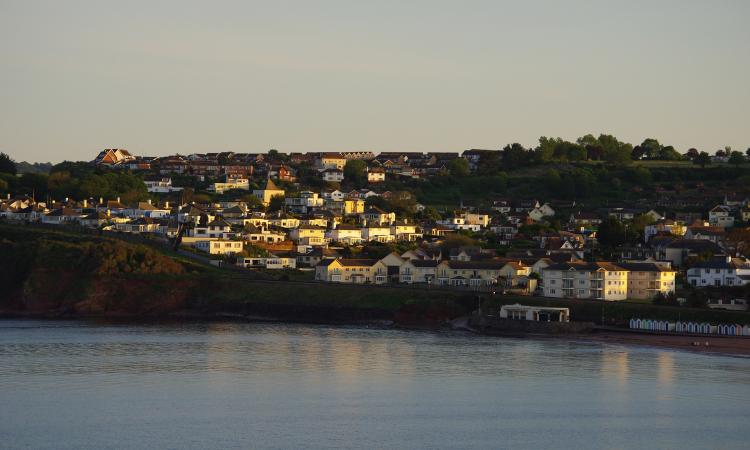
left=1, top=319, right=749, bottom=449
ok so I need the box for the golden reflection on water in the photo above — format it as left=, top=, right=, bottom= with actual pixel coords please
left=201, top=324, right=417, bottom=380
left=601, top=350, right=630, bottom=386
left=657, top=352, right=675, bottom=387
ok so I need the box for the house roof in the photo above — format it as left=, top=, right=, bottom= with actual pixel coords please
left=408, top=260, right=440, bottom=268
left=689, top=258, right=750, bottom=270
left=442, top=260, right=506, bottom=270
left=336, top=258, right=378, bottom=267
left=545, top=261, right=626, bottom=272
left=206, top=217, right=232, bottom=228
left=619, top=262, right=674, bottom=272
left=665, top=239, right=722, bottom=251
left=263, top=178, right=282, bottom=191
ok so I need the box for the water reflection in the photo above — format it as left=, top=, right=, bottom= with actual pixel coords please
left=1, top=320, right=750, bottom=450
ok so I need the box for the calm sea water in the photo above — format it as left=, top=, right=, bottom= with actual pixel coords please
left=1, top=320, right=749, bottom=450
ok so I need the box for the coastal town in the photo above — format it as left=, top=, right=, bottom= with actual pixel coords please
left=2, top=145, right=750, bottom=324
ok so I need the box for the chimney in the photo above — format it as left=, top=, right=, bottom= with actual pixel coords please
left=147, top=199, right=152, bottom=205
left=117, top=196, right=121, bottom=203
left=83, top=199, right=87, bottom=208
left=6, top=193, right=10, bottom=200
left=99, top=197, right=103, bottom=205
left=165, top=201, right=170, bottom=209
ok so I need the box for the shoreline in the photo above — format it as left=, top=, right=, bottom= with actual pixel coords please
left=3, top=311, right=750, bottom=358
left=576, top=329, right=750, bottom=357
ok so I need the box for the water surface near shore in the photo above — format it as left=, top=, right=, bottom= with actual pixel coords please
left=1, top=320, right=749, bottom=449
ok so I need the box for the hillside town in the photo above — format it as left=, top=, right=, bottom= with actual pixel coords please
left=2, top=147, right=750, bottom=310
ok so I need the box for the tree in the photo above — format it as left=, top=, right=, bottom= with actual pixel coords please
left=0, top=153, right=16, bottom=175
left=343, top=159, right=367, bottom=187
left=639, top=138, right=662, bottom=159
left=417, top=206, right=442, bottom=222
left=501, top=143, right=529, bottom=170
left=693, top=151, right=711, bottom=168
left=728, top=151, right=746, bottom=167
left=724, top=228, right=750, bottom=257
left=659, top=146, right=682, bottom=160
left=536, top=136, right=560, bottom=162
left=746, top=148, right=750, bottom=158
left=598, top=134, right=633, bottom=164
left=447, top=158, right=470, bottom=177
left=685, top=148, right=699, bottom=160
left=267, top=194, right=285, bottom=212
left=596, top=217, right=629, bottom=249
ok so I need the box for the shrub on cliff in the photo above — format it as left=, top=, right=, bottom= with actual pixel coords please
left=82, top=241, right=186, bottom=275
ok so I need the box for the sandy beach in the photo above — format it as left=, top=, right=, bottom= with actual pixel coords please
left=580, top=330, right=750, bottom=357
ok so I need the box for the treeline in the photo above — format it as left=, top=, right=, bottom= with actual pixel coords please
left=0, top=158, right=148, bottom=203
left=447, top=135, right=750, bottom=177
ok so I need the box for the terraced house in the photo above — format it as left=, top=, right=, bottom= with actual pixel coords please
left=399, top=259, right=439, bottom=284
left=315, top=258, right=387, bottom=284
left=436, top=260, right=506, bottom=287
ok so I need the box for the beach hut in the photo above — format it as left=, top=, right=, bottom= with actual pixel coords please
left=699, top=323, right=712, bottom=334
left=742, top=325, right=750, bottom=337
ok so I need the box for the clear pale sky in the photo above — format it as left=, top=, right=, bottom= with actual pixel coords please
left=1, top=0, right=748, bottom=162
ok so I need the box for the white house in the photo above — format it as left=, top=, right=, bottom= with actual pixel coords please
left=708, top=205, right=735, bottom=228
left=328, top=225, right=362, bottom=244
left=209, top=178, right=250, bottom=194
left=144, top=177, right=183, bottom=193
left=194, top=239, right=244, bottom=255
left=361, top=225, right=393, bottom=243
left=237, top=256, right=296, bottom=269
left=686, top=257, right=750, bottom=287
left=321, top=169, right=344, bottom=182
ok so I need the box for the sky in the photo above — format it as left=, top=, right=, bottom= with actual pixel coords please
left=1, top=0, right=749, bottom=163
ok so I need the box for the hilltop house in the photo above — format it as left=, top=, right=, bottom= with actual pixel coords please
left=93, top=149, right=135, bottom=166
left=318, top=153, right=347, bottom=170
